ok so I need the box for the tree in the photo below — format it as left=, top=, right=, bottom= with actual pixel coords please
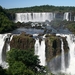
left=0, top=6, right=16, bottom=33
left=0, top=66, right=7, bottom=75
left=8, top=61, right=30, bottom=75
left=7, top=48, right=45, bottom=75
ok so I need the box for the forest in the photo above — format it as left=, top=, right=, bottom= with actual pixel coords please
left=7, top=5, right=75, bottom=13
left=0, top=6, right=16, bottom=33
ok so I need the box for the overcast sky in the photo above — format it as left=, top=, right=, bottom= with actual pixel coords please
left=0, top=0, right=75, bottom=9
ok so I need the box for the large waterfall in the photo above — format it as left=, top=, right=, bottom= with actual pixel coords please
left=1, top=33, right=75, bottom=75
left=15, top=12, right=71, bottom=23
left=56, top=34, right=75, bottom=75
left=0, top=33, right=12, bottom=68
left=34, top=34, right=75, bottom=74
left=0, top=34, right=7, bottom=65
left=35, top=35, right=46, bottom=66
left=66, top=34, right=75, bottom=75
left=15, top=12, right=55, bottom=23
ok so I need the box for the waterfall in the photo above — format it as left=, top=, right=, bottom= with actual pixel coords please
left=63, top=12, right=69, bottom=21
left=15, top=12, right=54, bottom=23
left=39, top=38, right=46, bottom=66
left=35, top=35, right=46, bottom=66
left=54, top=34, right=75, bottom=74
left=0, top=33, right=13, bottom=69
left=15, top=12, right=75, bottom=23
left=6, top=35, right=13, bottom=52
left=66, top=34, right=75, bottom=75
left=0, top=34, right=7, bottom=65
left=35, top=38, right=40, bottom=55
left=74, top=16, right=75, bottom=21
left=61, top=39, right=65, bottom=73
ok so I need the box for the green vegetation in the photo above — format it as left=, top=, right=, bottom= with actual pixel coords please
left=3, top=5, right=75, bottom=34
left=6, top=48, right=46, bottom=75
left=0, top=6, right=16, bottom=33
left=50, top=19, right=75, bottom=34
left=0, top=5, right=74, bottom=75
left=7, top=49, right=41, bottom=75
left=65, top=21, right=75, bottom=34
left=7, top=5, right=75, bottom=13
left=10, top=32, right=34, bottom=50
left=0, top=33, right=46, bottom=75
left=0, top=48, right=47, bottom=75
left=0, top=66, right=7, bottom=75
left=46, top=35, right=68, bottom=62
left=6, top=5, right=75, bottom=34
left=46, top=35, right=60, bottom=61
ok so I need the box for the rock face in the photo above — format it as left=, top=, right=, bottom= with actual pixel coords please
left=10, top=32, right=35, bottom=50
left=45, top=34, right=69, bottom=62
left=10, top=33, right=69, bottom=61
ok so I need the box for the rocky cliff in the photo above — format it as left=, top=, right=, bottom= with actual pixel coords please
left=10, top=33, right=69, bottom=62
left=45, top=34, right=69, bottom=62
left=10, top=32, right=35, bottom=50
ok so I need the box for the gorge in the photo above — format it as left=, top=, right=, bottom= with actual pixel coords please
left=1, top=5, right=75, bottom=75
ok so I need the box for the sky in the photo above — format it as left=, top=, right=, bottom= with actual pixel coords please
left=0, top=0, right=75, bottom=9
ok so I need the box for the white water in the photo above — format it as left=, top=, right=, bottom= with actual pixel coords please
left=6, top=35, right=13, bottom=52
left=0, top=34, right=7, bottom=65
left=74, top=16, right=75, bottom=21
left=39, top=38, right=46, bottom=66
left=0, top=33, right=13, bottom=68
left=35, top=38, right=40, bottom=55
left=56, top=34, right=75, bottom=74
left=35, top=36, right=46, bottom=66
left=15, top=12, right=55, bottom=23
left=63, top=12, right=69, bottom=21
left=1, top=33, right=75, bottom=75
left=15, top=12, right=71, bottom=23
left=66, top=34, right=75, bottom=75
left=61, top=39, right=65, bottom=73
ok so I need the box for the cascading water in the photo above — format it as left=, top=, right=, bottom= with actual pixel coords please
left=6, top=35, right=13, bottom=52
left=15, top=12, right=55, bottom=23
left=63, top=12, right=69, bottom=21
left=35, top=38, right=40, bottom=55
left=34, top=35, right=46, bottom=66
left=74, top=16, right=75, bottom=21
left=56, top=34, right=75, bottom=75
left=66, top=34, right=75, bottom=75
left=1, top=32, right=75, bottom=75
left=60, top=39, right=65, bottom=73
left=15, top=12, right=71, bottom=23
left=0, top=34, right=7, bottom=65
left=39, top=38, right=46, bottom=66
left=0, top=33, right=13, bottom=69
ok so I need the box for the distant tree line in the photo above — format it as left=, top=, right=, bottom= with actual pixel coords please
left=7, top=5, right=75, bottom=13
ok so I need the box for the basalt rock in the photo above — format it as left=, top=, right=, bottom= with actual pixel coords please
left=45, top=35, right=69, bottom=62
left=10, top=32, right=35, bottom=50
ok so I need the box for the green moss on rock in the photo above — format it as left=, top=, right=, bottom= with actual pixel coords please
left=10, top=33, right=35, bottom=50
left=45, top=35, right=69, bottom=62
